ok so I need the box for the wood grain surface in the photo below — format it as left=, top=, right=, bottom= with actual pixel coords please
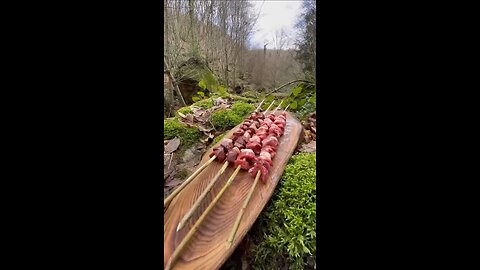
left=164, top=112, right=303, bottom=270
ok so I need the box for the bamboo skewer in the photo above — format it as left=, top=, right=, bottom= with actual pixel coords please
left=163, top=100, right=266, bottom=208
left=263, top=100, right=275, bottom=114
left=272, top=100, right=283, bottom=113
left=226, top=170, right=261, bottom=249
left=176, top=160, right=229, bottom=232
left=164, top=156, right=216, bottom=207
left=165, top=166, right=242, bottom=270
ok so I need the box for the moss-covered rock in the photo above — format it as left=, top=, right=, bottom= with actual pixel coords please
left=211, top=109, right=243, bottom=130
left=164, top=118, right=201, bottom=148
left=231, top=102, right=256, bottom=118
left=252, top=153, right=316, bottom=270
left=177, top=106, right=193, bottom=116
left=192, top=98, right=214, bottom=109
left=230, top=95, right=257, bottom=104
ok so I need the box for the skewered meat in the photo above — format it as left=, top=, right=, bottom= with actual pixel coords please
left=226, top=147, right=240, bottom=163
left=220, top=138, right=234, bottom=150
left=233, top=128, right=244, bottom=136
left=209, top=146, right=226, bottom=162
left=249, top=135, right=261, bottom=144
left=262, top=136, right=279, bottom=147
left=246, top=141, right=262, bottom=154
left=261, top=118, right=273, bottom=127
left=242, top=131, right=251, bottom=142
left=234, top=149, right=256, bottom=170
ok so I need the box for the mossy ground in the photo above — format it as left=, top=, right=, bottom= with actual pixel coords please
left=177, top=106, right=193, bottom=115
left=210, top=101, right=255, bottom=130
left=164, top=118, right=201, bottom=150
left=251, top=153, right=316, bottom=270
left=192, top=98, right=214, bottom=109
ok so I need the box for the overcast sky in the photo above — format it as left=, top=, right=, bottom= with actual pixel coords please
left=249, top=0, right=303, bottom=50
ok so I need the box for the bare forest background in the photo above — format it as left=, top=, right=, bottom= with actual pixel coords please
left=164, top=0, right=316, bottom=117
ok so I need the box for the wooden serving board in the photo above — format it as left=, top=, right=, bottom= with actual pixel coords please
left=164, top=112, right=303, bottom=270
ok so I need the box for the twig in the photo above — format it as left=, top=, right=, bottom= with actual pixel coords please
left=168, top=153, right=174, bottom=169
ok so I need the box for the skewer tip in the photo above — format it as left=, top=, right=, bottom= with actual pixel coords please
left=176, top=223, right=182, bottom=232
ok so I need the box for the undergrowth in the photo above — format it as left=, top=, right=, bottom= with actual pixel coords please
left=211, top=109, right=243, bottom=130
left=252, top=153, right=316, bottom=270
left=164, top=118, right=201, bottom=149
left=177, top=106, right=193, bottom=115
left=231, top=102, right=255, bottom=118
left=192, top=98, right=214, bottom=109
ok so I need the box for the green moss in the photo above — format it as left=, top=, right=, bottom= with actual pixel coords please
left=192, top=98, right=214, bottom=109
left=252, top=153, right=316, bottom=270
left=231, top=102, right=256, bottom=117
left=177, top=106, right=193, bottom=115
left=211, top=109, right=243, bottom=130
left=243, top=90, right=258, bottom=98
left=230, top=95, right=257, bottom=103
left=164, top=118, right=201, bottom=148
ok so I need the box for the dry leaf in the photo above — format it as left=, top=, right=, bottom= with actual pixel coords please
left=164, top=138, right=181, bottom=154
left=299, top=141, right=316, bottom=153
left=165, top=178, right=184, bottom=188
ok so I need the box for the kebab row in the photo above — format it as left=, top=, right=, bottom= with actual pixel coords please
left=175, top=100, right=277, bottom=231
left=165, top=102, right=290, bottom=270
left=226, top=103, right=290, bottom=248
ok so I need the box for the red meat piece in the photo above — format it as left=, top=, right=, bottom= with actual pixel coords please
left=246, top=141, right=262, bottom=154
left=226, top=149, right=238, bottom=163
left=209, top=146, right=226, bottom=162
left=274, top=119, right=286, bottom=126
left=220, top=138, right=234, bottom=150
left=262, top=136, right=279, bottom=147
left=235, top=158, right=251, bottom=170
left=257, top=133, right=268, bottom=140
left=249, top=135, right=261, bottom=144
left=262, top=118, right=273, bottom=126
left=233, top=129, right=244, bottom=136
left=238, top=149, right=256, bottom=160
left=242, top=131, right=251, bottom=142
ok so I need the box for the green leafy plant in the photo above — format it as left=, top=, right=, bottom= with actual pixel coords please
left=164, top=118, right=201, bottom=148
left=196, top=71, right=228, bottom=99
left=252, top=153, right=316, bottom=270
left=283, top=83, right=316, bottom=119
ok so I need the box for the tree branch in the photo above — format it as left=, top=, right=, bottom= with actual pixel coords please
left=266, top=79, right=314, bottom=95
